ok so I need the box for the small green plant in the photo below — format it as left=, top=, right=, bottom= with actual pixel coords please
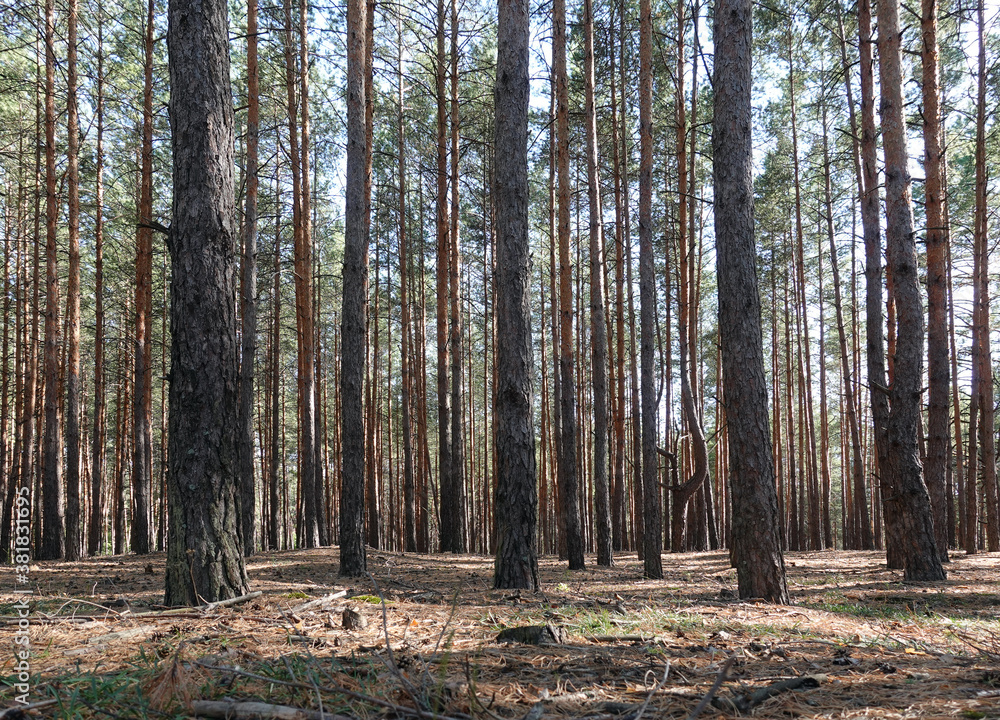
left=284, top=591, right=310, bottom=599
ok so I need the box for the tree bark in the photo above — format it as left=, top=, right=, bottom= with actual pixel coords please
left=493, top=0, right=538, bottom=590
left=64, top=0, right=82, bottom=561
left=876, top=0, right=946, bottom=580
left=133, top=0, right=156, bottom=556
left=339, top=0, right=369, bottom=577
left=553, top=0, right=583, bottom=571
left=713, top=0, right=787, bottom=602
left=89, top=1, right=107, bottom=557
left=583, top=0, right=611, bottom=567
left=638, top=0, right=661, bottom=579
left=164, top=0, right=249, bottom=604
left=239, top=0, right=260, bottom=555
left=40, top=0, right=64, bottom=561
left=449, top=0, right=467, bottom=553
left=921, top=0, right=950, bottom=562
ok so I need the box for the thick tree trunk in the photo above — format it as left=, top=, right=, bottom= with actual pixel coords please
left=713, top=0, right=787, bottom=602
left=339, top=0, right=368, bottom=577
left=493, top=0, right=537, bottom=589
left=164, top=0, right=249, bottom=604
left=876, top=0, right=946, bottom=581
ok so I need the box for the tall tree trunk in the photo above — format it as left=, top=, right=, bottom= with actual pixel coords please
left=970, top=0, right=998, bottom=552
left=822, top=90, right=866, bottom=553
left=239, top=0, right=260, bottom=555
left=835, top=4, right=874, bottom=549
left=164, top=0, right=249, bottom=604
left=857, top=0, right=887, bottom=552
left=638, top=0, right=661, bottom=579
left=583, top=0, right=611, bottom=567
left=449, top=0, right=466, bottom=552
left=553, top=0, right=583, bottom=570
left=268, top=182, right=283, bottom=551
left=672, top=0, right=709, bottom=553
left=609, top=7, right=627, bottom=552
left=876, top=0, right=946, bottom=580
left=340, top=0, right=369, bottom=577
left=64, top=0, right=82, bottom=561
left=493, top=0, right=537, bottom=590
left=39, top=0, right=64, bottom=561
left=714, top=0, right=787, bottom=602
left=434, top=0, right=453, bottom=553
left=133, top=0, right=156, bottom=556
left=921, top=0, right=950, bottom=562
left=89, top=2, right=107, bottom=557
left=397, top=13, right=416, bottom=554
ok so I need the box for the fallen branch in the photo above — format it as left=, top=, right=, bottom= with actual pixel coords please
left=290, top=591, right=347, bottom=615
left=632, top=661, right=670, bottom=720
left=201, top=591, right=263, bottom=612
left=687, top=656, right=734, bottom=720
left=0, top=700, right=59, bottom=718
left=710, top=673, right=823, bottom=714
left=191, top=700, right=353, bottom=720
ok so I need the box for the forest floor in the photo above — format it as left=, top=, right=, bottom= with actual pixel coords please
left=2, top=548, right=1000, bottom=719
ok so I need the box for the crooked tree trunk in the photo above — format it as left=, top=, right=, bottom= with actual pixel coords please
left=164, top=0, right=249, bottom=604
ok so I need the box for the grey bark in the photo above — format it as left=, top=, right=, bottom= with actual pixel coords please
left=164, top=0, right=249, bottom=604
left=713, top=0, right=788, bottom=602
left=493, top=0, right=538, bottom=590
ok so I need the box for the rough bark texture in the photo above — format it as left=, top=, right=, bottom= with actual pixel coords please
left=64, top=0, right=82, bottom=561
left=40, top=0, right=64, bottom=561
left=971, top=0, right=998, bottom=552
left=713, top=0, right=787, bottom=602
left=449, top=0, right=466, bottom=553
left=921, top=0, right=949, bottom=562
left=583, top=0, right=611, bottom=567
left=858, top=0, right=886, bottom=551
left=493, top=0, right=538, bottom=590
left=164, top=0, right=249, bottom=605
left=876, top=0, right=946, bottom=581
left=435, top=0, right=453, bottom=553
left=554, top=0, right=583, bottom=571
left=339, top=0, right=368, bottom=578
left=239, top=0, right=259, bottom=555
left=638, top=0, right=661, bottom=579
left=133, top=0, right=156, bottom=556
left=89, top=5, right=107, bottom=557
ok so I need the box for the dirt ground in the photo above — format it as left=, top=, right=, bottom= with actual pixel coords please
left=3, top=548, right=1000, bottom=719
